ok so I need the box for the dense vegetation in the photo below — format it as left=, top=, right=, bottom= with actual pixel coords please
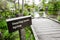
left=42, top=0, right=60, bottom=20
left=0, top=0, right=35, bottom=40
left=0, top=0, right=60, bottom=40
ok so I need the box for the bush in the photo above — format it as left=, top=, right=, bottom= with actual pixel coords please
left=0, top=19, right=7, bottom=30
left=57, top=16, right=60, bottom=21
left=24, top=9, right=29, bottom=16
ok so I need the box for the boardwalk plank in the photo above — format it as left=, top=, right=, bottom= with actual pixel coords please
left=32, top=18, right=60, bottom=40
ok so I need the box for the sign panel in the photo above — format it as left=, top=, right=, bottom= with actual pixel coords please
left=6, top=16, right=32, bottom=33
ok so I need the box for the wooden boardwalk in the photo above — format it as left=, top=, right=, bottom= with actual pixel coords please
left=31, top=18, right=60, bottom=40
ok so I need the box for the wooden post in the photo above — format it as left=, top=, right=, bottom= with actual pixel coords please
left=6, top=16, right=32, bottom=40
left=0, top=32, right=4, bottom=40
left=0, top=32, right=2, bottom=40
left=19, top=29, right=21, bottom=40
left=19, top=29, right=26, bottom=40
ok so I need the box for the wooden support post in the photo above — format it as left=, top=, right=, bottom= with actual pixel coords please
left=0, top=32, right=4, bottom=40
left=19, top=29, right=21, bottom=40
left=19, top=29, right=26, bottom=40
left=6, top=16, right=32, bottom=40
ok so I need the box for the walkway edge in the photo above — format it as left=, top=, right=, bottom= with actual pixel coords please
left=47, top=18, right=60, bottom=24
left=31, top=25, right=39, bottom=40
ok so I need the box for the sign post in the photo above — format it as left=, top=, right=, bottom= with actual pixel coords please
left=6, top=16, right=32, bottom=40
left=19, top=29, right=26, bottom=40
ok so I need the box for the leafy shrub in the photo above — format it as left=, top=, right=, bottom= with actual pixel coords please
left=0, top=19, right=7, bottom=30
left=57, top=16, right=60, bottom=21
left=24, top=10, right=29, bottom=16
left=1, top=30, right=19, bottom=40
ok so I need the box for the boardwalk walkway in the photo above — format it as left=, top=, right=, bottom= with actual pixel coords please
left=31, top=18, right=60, bottom=40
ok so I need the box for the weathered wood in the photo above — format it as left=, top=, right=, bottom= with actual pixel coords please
left=0, top=32, right=2, bottom=39
left=19, top=29, right=26, bottom=40
left=32, top=18, right=60, bottom=40
left=6, top=16, right=32, bottom=40
left=6, top=16, right=32, bottom=33
left=0, top=32, right=3, bottom=40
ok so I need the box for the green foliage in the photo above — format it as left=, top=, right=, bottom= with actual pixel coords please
left=57, top=16, right=60, bottom=21
left=39, top=11, right=43, bottom=16
left=0, top=26, right=35, bottom=40
left=47, top=1, right=60, bottom=15
left=48, top=3, right=54, bottom=11
left=1, top=30, right=19, bottom=40
left=35, top=6, right=38, bottom=11
left=24, top=9, right=29, bottom=16
left=56, top=1, right=60, bottom=10
left=0, top=0, right=36, bottom=40
left=25, top=26, right=35, bottom=40
left=0, top=19, right=7, bottom=30
left=15, top=9, right=20, bottom=14
left=42, top=0, right=60, bottom=16
left=48, top=11, right=57, bottom=15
